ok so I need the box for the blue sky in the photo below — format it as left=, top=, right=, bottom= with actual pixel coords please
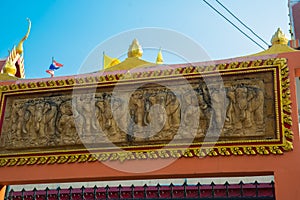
left=0, top=0, right=291, bottom=78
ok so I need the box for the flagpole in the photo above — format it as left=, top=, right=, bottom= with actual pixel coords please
left=102, top=51, right=105, bottom=69
left=52, top=56, right=54, bottom=63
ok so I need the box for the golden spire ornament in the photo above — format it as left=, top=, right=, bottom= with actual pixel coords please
left=249, top=28, right=296, bottom=56
left=271, top=28, right=288, bottom=45
left=156, top=48, right=164, bottom=64
left=16, top=18, right=31, bottom=55
left=127, top=38, right=143, bottom=58
left=1, top=19, right=30, bottom=80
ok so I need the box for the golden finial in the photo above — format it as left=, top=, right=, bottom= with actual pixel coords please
left=248, top=28, right=296, bottom=56
left=3, top=47, right=18, bottom=76
left=16, top=18, right=31, bottom=55
left=127, top=38, right=143, bottom=58
left=156, top=48, right=164, bottom=64
left=271, top=28, right=288, bottom=45
left=103, top=53, right=121, bottom=69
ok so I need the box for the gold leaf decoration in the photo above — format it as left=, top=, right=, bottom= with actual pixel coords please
left=230, top=147, right=243, bottom=155
left=269, top=146, right=283, bottom=154
left=284, top=128, right=293, bottom=140
left=283, top=141, right=293, bottom=151
left=243, top=147, right=256, bottom=155
left=256, top=147, right=269, bottom=155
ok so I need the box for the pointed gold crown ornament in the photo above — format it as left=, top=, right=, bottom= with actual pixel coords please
left=271, top=28, right=288, bottom=45
left=127, top=38, right=143, bottom=58
left=249, top=28, right=296, bottom=56
left=156, top=48, right=164, bottom=64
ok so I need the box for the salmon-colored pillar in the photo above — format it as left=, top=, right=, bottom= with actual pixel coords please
left=275, top=170, right=300, bottom=200
left=274, top=51, right=300, bottom=200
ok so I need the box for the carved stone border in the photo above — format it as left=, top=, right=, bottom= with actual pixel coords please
left=0, top=58, right=293, bottom=167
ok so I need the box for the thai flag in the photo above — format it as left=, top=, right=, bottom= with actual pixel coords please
left=46, top=58, right=63, bottom=77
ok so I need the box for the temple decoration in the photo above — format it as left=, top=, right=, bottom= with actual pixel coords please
left=103, top=39, right=155, bottom=71
left=127, top=38, right=143, bottom=58
left=250, top=28, right=297, bottom=56
left=0, top=19, right=31, bottom=80
left=271, top=28, right=289, bottom=45
left=0, top=56, right=293, bottom=166
left=16, top=18, right=31, bottom=55
left=3, top=47, right=19, bottom=76
left=103, top=53, right=120, bottom=69
left=156, top=48, right=164, bottom=64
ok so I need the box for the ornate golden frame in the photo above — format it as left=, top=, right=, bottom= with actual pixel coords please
left=0, top=58, right=293, bottom=167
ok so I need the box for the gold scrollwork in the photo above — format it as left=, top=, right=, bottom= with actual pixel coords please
left=57, top=155, right=69, bottom=164
left=68, top=155, right=79, bottom=163
left=7, top=158, right=18, bottom=166
left=36, top=157, right=48, bottom=165
left=269, top=146, right=283, bottom=154
left=256, top=147, right=269, bottom=155
left=207, top=148, right=218, bottom=156
left=98, top=153, right=110, bottom=161
left=243, top=147, right=256, bottom=155
left=218, top=148, right=231, bottom=156
left=47, top=156, right=58, bottom=164
left=135, top=152, right=147, bottom=159
left=283, top=141, right=293, bottom=151
left=16, top=158, right=28, bottom=166
left=77, top=155, right=89, bottom=163
left=283, top=115, right=292, bottom=126
left=147, top=151, right=158, bottom=159
left=170, top=150, right=182, bottom=158
left=88, top=154, right=98, bottom=162
left=230, top=147, right=243, bottom=155
left=10, top=84, right=18, bottom=90
left=284, top=128, right=293, bottom=140
left=0, top=159, right=8, bottom=167
left=27, top=157, right=38, bottom=165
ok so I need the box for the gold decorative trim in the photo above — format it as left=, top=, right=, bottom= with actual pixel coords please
left=0, top=145, right=289, bottom=167
left=0, top=58, right=293, bottom=166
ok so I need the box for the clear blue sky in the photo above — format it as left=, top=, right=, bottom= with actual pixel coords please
left=0, top=0, right=290, bottom=78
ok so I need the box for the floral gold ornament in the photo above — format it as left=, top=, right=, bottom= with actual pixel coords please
left=0, top=19, right=31, bottom=80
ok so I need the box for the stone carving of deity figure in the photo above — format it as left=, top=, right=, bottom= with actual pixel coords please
left=129, top=90, right=145, bottom=128
left=110, top=95, right=128, bottom=135
left=164, top=91, right=180, bottom=131
left=95, top=94, right=105, bottom=132
left=43, top=101, right=58, bottom=139
left=33, top=101, right=46, bottom=138
left=26, top=100, right=57, bottom=145
left=197, top=91, right=209, bottom=136
left=11, top=101, right=27, bottom=140
left=58, top=100, right=79, bottom=145
left=102, top=94, right=119, bottom=140
left=207, top=84, right=226, bottom=134
left=73, top=94, right=98, bottom=136
left=225, top=84, right=264, bottom=135
left=145, top=90, right=167, bottom=136
left=182, top=90, right=200, bottom=137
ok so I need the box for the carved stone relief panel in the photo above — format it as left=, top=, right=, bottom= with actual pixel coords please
left=0, top=58, right=293, bottom=165
left=0, top=71, right=275, bottom=152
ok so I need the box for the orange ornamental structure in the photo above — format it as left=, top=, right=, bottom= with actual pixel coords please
left=0, top=26, right=300, bottom=200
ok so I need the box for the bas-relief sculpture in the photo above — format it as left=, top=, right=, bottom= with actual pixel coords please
left=0, top=77, right=272, bottom=151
